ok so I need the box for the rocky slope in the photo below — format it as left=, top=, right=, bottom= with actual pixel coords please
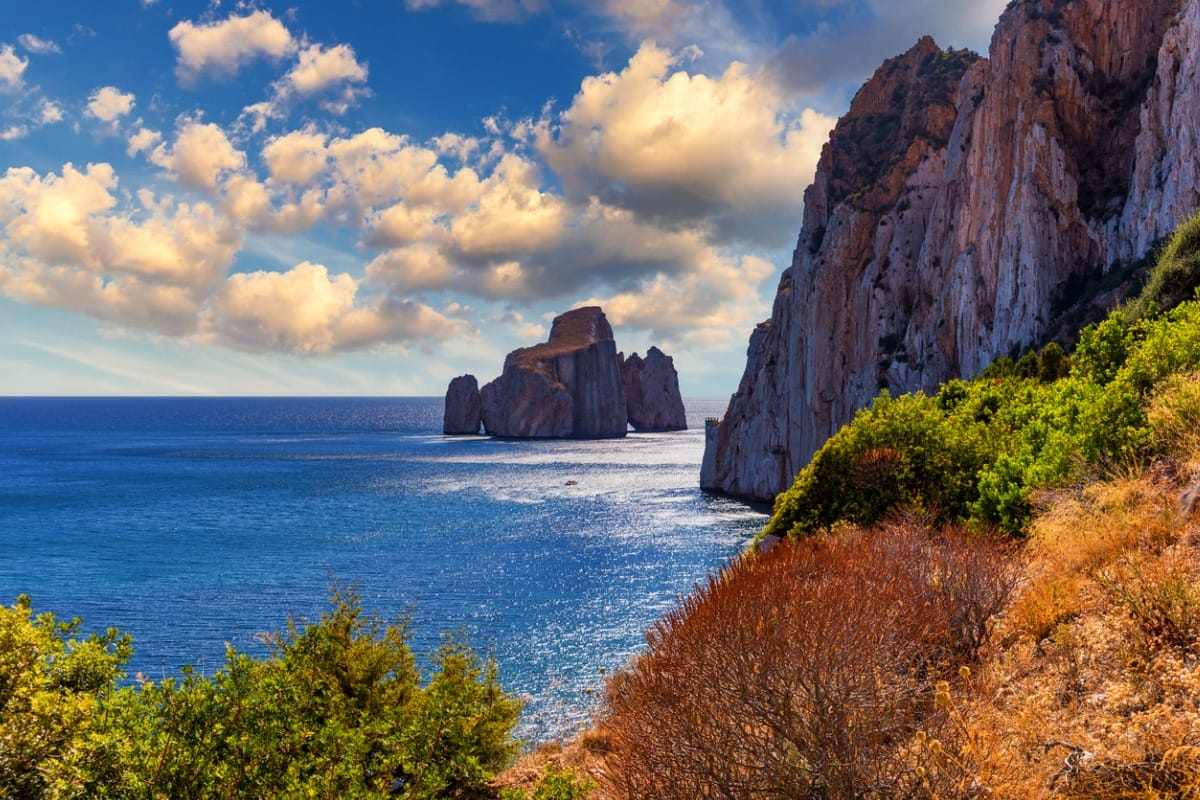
left=620, top=347, right=687, bottom=432
left=704, top=0, right=1199, bottom=502
left=479, top=306, right=628, bottom=439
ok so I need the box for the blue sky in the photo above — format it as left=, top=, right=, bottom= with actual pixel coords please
left=0, top=0, right=1006, bottom=396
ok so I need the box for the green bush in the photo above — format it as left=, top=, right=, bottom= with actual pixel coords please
left=767, top=217, right=1200, bottom=539
left=0, top=589, right=523, bottom=799
left=1124, top=211, right=1200, bottom=321
left=0, top=596, right=131, bottom=800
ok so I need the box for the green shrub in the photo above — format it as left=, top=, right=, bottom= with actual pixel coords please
left=1124, top=211, right=1200, bottom=321
left=766, top=217, right=1200, bottom=539
left=0, top=596, right=130, bottom=800
left=500, top=766, right=596, bottom=800
left=0, top=589, right=523, bottom=799
left=764, top=391, right=992, bottom=537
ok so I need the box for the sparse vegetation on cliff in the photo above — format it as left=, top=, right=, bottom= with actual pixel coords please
left=765, top=213, right=1200, bottom=538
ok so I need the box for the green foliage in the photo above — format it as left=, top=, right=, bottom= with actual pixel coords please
left=499, top=766, right=596, bottom=800
left=767, top=216, right=1200, bottom=539
left=0, top=595, right=132, bottom=800
left=764, top=391, right=992, bottom=537
left=1125, top=211, right=1200, bottom=321
left=0, top=589, right=523, bottom=799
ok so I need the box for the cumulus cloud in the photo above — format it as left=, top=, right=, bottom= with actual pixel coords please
left=18, top=34, right=61, bottom=55
left=0, top=44, right=29, bottom=92
left=581, top=252, right=774, bottom=346
left=239, top=42, right=369, bottom=128
left=146, top=121, right=246, bottom=190
left=39, top=100, right=64, bottom=125
left=532, top=42, right=835, bottom=246
left=203, top=261, right=467, bottom=354
left=168, top=10, right=294, bottom=85
left=0, top=163, right=242, bottom=335
left=285, top=43, right=367, bottom=96
left=767, top=0, right=1007, bottom=95
left=85, top=86, right=135, bottom=123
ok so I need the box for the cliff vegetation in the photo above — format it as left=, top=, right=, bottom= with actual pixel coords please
left=498, top=213, right=1200, bottom=799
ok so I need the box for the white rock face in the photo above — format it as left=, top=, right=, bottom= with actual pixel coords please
left=620, top=347, right=687, bottom=432
left=705, top=0, right=1197, bottom=502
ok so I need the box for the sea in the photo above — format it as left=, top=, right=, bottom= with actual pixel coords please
left=0, top=397, right=766, bottom=742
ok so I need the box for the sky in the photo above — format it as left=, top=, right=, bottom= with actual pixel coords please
left=0, top=0, right=1008, bottom=397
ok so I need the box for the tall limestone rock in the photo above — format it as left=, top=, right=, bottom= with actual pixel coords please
left=479, top=306, right=628, bottom=439
left=620, top=347, right=687, bottom=432
left=704, top=0, right=1195, bottom=502
left=443, top=374, right=482, bottom=435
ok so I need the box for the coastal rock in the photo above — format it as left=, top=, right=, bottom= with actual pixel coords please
left=620, top=347, right=687, bottom=432
left=480, top=306, right=628, bottom=439
left=443, top=374, right=482, bottom=435
left=705, top=0, right=1196, bottom=502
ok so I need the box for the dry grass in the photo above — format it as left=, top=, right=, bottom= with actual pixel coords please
left=514, top=446, right=1200, bottom=799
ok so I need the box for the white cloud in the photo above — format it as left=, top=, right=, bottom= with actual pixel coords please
left=126, top=127, right=163, bottom=157
left=533, top=42, right=835, bottom=245
left=0, top=163, right=243, bottom=336
left=18, top=34, right=61, bottom=55
left=39, top=100, right=64, bottom=125
left=262, top=127, right=330, bottom=184
left=285, top=43, right=367, bottom=96
left=0, top=125, right=26, bottom=140
left=85, top=86, right=135, bottom=123
left=203, top=261, right=467, bottom=353
left=147, top=121, right=246, bottom=190
left=0, top=44, right=29, bottom=92
left=247, top=43, right=370, bottom=124
left=168, top=10, right=294, bottom=85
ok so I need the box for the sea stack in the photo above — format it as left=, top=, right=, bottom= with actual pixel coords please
left=479, top=306, right=628, bottom=439
left=443, top=374, right=482, bottom=435
left=620, top=347, right=687, bottom=432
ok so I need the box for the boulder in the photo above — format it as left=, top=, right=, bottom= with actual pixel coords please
left=443, top=374, right=482, bottom=435
left=620, top=347, right=687, bottom=432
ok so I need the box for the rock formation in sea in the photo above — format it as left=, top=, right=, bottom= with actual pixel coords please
left=443, top=374, right=482, bottom=435
left=479, top=306, right=628, bottom=439
left=620, top=347, right=687, bottom=432
left=703, top=0, right=1200, bottom=502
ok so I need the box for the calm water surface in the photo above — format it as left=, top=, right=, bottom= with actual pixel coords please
left=0, top=397, right=764, bottom=740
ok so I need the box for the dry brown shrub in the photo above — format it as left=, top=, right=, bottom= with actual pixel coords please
left=600, top=519, right=1019, bottom=800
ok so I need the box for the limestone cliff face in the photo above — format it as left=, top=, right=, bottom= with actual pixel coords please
left=443, top=374, right=482, bottom=435
left=705, top=0, right=1195, bottom=502
left=620, top=347, right=687, bottom=432
left=480, top=306, right=627, bottom=439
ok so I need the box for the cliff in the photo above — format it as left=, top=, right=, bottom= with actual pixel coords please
left=620, top=347, right=687, bottom=432
left=479, top=306, right=628, bottom=439
left=704, top=0, right=1198, bottom=502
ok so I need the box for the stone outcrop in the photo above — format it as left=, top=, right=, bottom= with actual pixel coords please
left=479, top=306, right=628, bottom=439
left=705, top=0, right=1198, bottom=502
left=620, top=347, right=687, bottom=432
left=443, top=374, right=482, bottom=435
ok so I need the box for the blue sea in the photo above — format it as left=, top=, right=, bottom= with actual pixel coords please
left=0, top=397, right=764, bottom=741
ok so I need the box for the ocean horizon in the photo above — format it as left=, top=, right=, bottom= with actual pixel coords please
left=0, top=396, right=765, bottom=742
